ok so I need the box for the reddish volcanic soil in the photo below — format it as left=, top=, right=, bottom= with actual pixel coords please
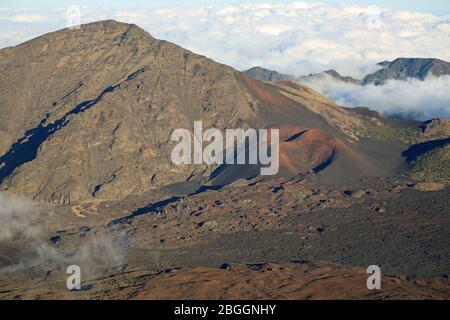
left=0, top=178, right=449, bottom=300
left=269, top=124, right=347, bottom=175
left=128, top=262, right=450, bottom=300
left=2, top=261, right=449, bottom=300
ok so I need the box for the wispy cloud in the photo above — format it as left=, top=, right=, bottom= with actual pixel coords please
left=0, top=192, right=125, bottom=274
left=0, top=192, right=45, bottom=241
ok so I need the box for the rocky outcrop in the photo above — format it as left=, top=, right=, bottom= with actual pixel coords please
left=243, top=66, right=295, bottom=81
left=363, top=58, right=450, bottom=85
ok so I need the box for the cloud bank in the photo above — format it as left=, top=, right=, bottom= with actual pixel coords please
left=300, top=75, right=450, bottom=120
left=1, top=2, right=450, bottom=78
left=0, top=2, right=449, bottom=119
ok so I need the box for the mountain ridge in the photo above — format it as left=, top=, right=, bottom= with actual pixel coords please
left=0, top=20, right=447, bottom=204
left=243, top=57, right=450, bottom=85
left=363, top=58, right=450, bottom=85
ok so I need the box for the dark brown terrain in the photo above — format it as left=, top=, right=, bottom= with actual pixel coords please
left=0, top=20, right=449, bottom=300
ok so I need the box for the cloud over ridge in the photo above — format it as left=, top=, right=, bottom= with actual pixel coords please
left=1, top=2, right=450, bottom=77
left=1, top=2, right=449, bottom=119
left=300, top=75, right=450, bottom=120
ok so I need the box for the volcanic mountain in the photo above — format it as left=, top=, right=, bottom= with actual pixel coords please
left=0, top=20, right=445, bottom=205
left=1, top=20, right=450, bottom=302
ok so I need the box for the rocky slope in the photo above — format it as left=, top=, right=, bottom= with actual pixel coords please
left=1, top=20, right=419, bottom=204
left=0, top=21, right=256, bottom=204
left=407, top=144, right=450, bottom=183
left=245, top=58, right=450, bottom=86
left=243, top=66, right=294, bottom=81
left=363, top=58, right=450, bottom=85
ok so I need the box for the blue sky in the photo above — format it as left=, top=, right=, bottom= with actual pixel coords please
left=4, top=0, right=450, bottom=15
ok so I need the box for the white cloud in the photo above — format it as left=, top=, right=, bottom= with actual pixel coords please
left=0, top=2, right=449, bottom=119
left=0, top=192, right=125, bottom=274
left=114, top=9, right=147, bottom=22
left=1, top=2, right=449, bottom=77
left=0, top=192, right=45, bottom=241
left=121, top=2, right=450, bottom=78
left=10, top=13, right=50, bottom=23
left=300, top=75, right=450, bottom=120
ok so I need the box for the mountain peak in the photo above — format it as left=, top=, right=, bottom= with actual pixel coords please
left=364, top=57, right=450, bottom=84
left=243, top=66, right=294, bottom=81
left=2, top=19, right=152, bottom=53
left=72, top=20, right=150, bottom=36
